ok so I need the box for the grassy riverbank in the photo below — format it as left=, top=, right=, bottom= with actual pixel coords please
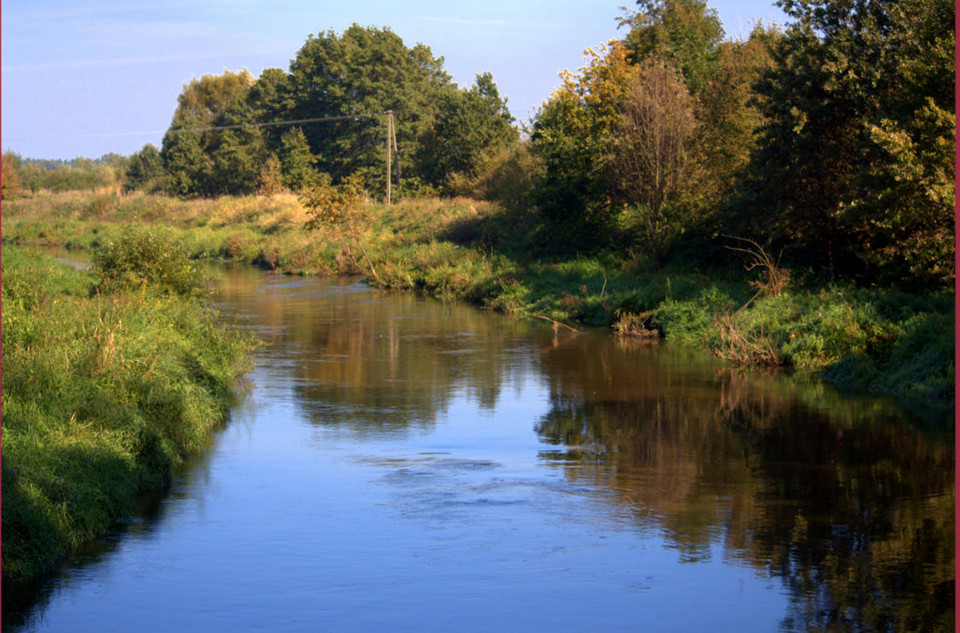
left=3, top=191, right=954, bottom=407
left=2, top=242, right=254, bottom=582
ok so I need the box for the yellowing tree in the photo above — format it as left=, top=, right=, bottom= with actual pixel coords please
left=531, top=41, right=641, bottom=248
left=610, top=60, right=700, bottom=266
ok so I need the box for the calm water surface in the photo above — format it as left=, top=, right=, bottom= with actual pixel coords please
left=6, top=264, right=954, bottom=632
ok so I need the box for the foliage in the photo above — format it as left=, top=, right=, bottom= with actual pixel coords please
left=206, top=125, right=267, bottom=196
left=2, top=151, right=24, bottom=199
left=92, top=225, right=204, bottom=297
left=143, top=26, right=521, bottom=199
left=123, top=144, right=165, bottom=193
left=159, top=69, right=256, bottom=197
left=840, top=97, right=955, bottom=286
left=1, top=154, right=125, bottom=195
left=530, top=6, right=773, bottom=262
left=301, top=174, right=380, bottom=280
left=730, top=0, right=955, bottom=286
left=278, top=126, right=317, bottom=192
left=448, top=142, right=543, bottom=210
left=695, top=26, right=779, bottom=203
left=160, top=109, right=208, bottom=197
left=531, top=41, right=638, bottom=250
left=257, top=154, right=284, bottom=196
left=286, top=25, right=451, bottom=191
left=619, top=0, right=724, bottom=93
left=610, top=59, right=701, bottom=265
left=301, top=174, right=366, bottom=229
left=655, top=283, right=954, bottom=401
left=415, top=72, right=519, bottom=191
left=172, top=68, right=255, bottom=128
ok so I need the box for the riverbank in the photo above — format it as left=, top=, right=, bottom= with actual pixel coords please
left=2, top=243, right=255, bottom=583
left=3, top=191, right=954, bottom=408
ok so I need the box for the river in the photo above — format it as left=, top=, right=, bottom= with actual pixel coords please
left=5, top=263, right=954, bottom=632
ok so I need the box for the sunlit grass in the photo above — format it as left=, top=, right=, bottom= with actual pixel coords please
left=1, top=245, right=255, bottom=582
left=3, top=190, right=954, bottom=406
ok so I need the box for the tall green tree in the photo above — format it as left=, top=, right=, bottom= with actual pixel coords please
left=160, top=70, right=254, bottom=197
left=279, top=126, right=318, bottom=192
left=205, top=126, right=267, bottom=196
left=287, top=25, right=452, bottom=192
left=173, top=69, right=254, bottom=129
left=416, top=72, right=519, bottom=192
left=123, top=144, right=165, bottom=193
left=732, top=0, right=954, bottom=285
left=837, top=0, right=955, bottom=285
left=619, top=0, right=724, bottom=94
left=239, top=68, right=296, bottom=150
left=160, top=109, right=208, bottom=197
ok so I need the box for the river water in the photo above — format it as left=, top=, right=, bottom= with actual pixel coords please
left=5, top=264, right=955, bottom=632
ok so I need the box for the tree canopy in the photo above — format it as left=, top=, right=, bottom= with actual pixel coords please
left=730, top=0, right=955, bottom=286
left=152, top=25, right=518, bottom=199
left=122, top=6, right=953, bottom=289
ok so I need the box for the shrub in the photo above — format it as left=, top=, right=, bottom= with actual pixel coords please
left=92, top=225, right=204, bottom=297
left=613, top=310, right=660, bottom=338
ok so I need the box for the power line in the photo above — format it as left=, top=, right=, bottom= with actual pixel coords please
left=4, top=113, right=382, bottom=143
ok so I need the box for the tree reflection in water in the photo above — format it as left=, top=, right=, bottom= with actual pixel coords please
left=535, top=339, right=953, bottom=633
left=217, top=267, right=953, bottom=630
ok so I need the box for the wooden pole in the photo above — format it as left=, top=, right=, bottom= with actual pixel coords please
left=385, top=110, right=393, bottom=205
left=392, top=117, right=400, bottom=186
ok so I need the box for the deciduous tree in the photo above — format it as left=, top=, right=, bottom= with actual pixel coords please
left=619, top=0, right=724, bottom=94
left=123, top=144, right=165, bottom=193
left=2, top=151, right=24, bottom=200
left=416, top=72, right=519, bottom=192
left=161, top=70, right=254, bottom=197
left=732, top=0, right=954, bottom=286
left=279, top=126, right=318, bottom=192
left=610, top=59, right=700, bottom=266
left=287, top=25, right=451, bottom=192
left=531, top=42, right=640, bottom=249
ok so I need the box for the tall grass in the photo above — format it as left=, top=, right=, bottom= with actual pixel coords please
left=2, top=244, right=254, bottom=582
left=3, top=190, right=954, bottom=407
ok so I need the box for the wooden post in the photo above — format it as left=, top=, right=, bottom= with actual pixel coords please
left=392, top=117, right=400, bottom=185
left=385, top=110, right=394, bottom=205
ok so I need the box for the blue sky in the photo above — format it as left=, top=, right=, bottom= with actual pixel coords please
left=2, top=1, right=787, bottom=160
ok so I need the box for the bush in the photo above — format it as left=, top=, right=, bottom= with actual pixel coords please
left=93, top=225, right=204, bottom=297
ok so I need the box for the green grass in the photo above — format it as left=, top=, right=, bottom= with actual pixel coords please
left=3, top=190, right=954, bottom=407
left=2, top=245, right=255, bottom=582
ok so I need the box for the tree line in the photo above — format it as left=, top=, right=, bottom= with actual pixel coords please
left=126, top=25, right=518, bottom=200
left=3, top=0, right=953, bottom=289
left=529, top=0, right=953, bottom=288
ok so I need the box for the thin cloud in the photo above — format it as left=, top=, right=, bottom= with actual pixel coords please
left=417, top=16, right=508, bottom=26
left=4, top=52, right=247, bottom=73
left=4, top=0, right=246, bottom=23
left=417, top=15, right=564, bottom=29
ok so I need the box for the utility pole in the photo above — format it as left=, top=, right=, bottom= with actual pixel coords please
left=385, top=110, right=394, bottom=205
left=392, top=116, right=400, bottom=186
